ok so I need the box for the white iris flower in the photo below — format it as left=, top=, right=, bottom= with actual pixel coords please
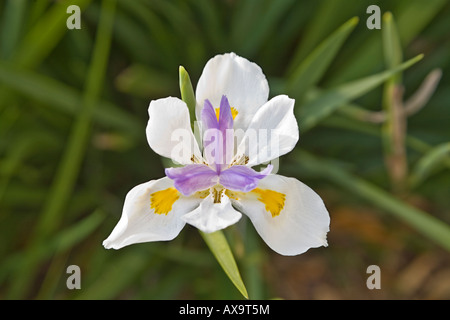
left=103, top=53, right=330, bottom=256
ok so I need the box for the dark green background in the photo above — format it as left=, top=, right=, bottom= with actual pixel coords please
left=0, top=0, right=449, bottom=299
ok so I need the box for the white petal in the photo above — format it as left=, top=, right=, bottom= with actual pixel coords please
left=234, top=174, right=330, bottom=256
left=236, top=95, right=298, bottom=167
left=103, top=177, right=201, bottom=249
left=147, top=97, right=201, bottom=165
left=195, top=52, right=269, bottom=132
left=182, top=193, right=242, bottom=233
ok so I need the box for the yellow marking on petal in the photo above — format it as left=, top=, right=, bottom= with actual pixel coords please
left=252, top=188, right=286, bottom=218
left=215, top=106, right=238, bottom=121
left=150, top=187, right=180, bottom=215
left=195, top=189, right=210, bottom=199
left=224, top=189, right=244, bottom=201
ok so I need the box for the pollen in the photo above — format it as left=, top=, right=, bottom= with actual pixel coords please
left=150, top=187, right=180, bottom=215
left=252, top=188, right=286, bottom=217
left=215, top=106, right=238, bottom=121
left=195, top=189, right=210, bottom=199
left=224, top=189, right=243, bottom=201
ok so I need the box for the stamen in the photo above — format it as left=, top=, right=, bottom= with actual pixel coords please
left=212, top=185, right=224, bottom=203
left=150, top=187, right=180, bottom=215
left=191, top=154, right=206, bottom=164
left=230, top=154, right=249, bottom=166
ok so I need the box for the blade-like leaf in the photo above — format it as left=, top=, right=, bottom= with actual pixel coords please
left=298, top=54, right=423, bottom=132
left=116, top=64, right=176, bottom=97
left=381, top=12, right=406, bottom=191
left=382, top=12, right=403, bottom=71
left=287, top=17, right=359, bottom=102
left=286, top=0, right=363, bottom=74
left=200, top=230, right=249, bottom=299
left=0, top=0, right=27, bottom=60
left=37, top=0, right=117, bottom=238
left=14, top=0, right=92, bottom=68
left=179, top=65, right=202, bottom=147
left=7, top=0, right=117, bottom=299
left=0, top=62, right=140, bottom=137
left=327, top=0, right=447, bottom=85
left=409, top=142, right=450, bottom=188
left=179, top=65, right=196, bottom=121
left=0, top=210, right=105, bottom=284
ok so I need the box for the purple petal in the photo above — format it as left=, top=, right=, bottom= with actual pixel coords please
left=201, top=99, right=219, bottom=131
left=201, top=96, right=234, bottom=173
left=201, top=99, right=220, bottom=171
left=218, top=95, right=233, bottom=133
left=165, top=164, right=218, bottom=196
left=218, top=96, right=234, bottom=171
left=219, top=165, right=273, bottom=193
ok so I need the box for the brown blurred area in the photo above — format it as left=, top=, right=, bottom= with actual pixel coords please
left=267, top=206, right=450, bottom=299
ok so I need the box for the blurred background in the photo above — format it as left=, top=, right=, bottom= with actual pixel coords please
left=0, top=0, right=449, bottom=299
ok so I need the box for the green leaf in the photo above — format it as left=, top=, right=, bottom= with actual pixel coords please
left=381, top=12, right=406, bottom=191
left=286, top=0, right=361, bottom=74
left=179, top=65, right=197, bottom=123
left=298, top=54, right=423, bottom=132
left=287, top=17, right=358, bottom=102
left=409, top=142, right=450, bottom=188
left=14, top=0, right=92, bottom=68
left=74, top=250, right=150, bottom=300
left=0, top=0, right=27, bottom=60
left=200, top=230, right=249, bottom=299
left=36, top=0, right=117, bottom=238
left=7, top=0, right=117, bottom=299
left=327, top=0, right=447, bottom=85
left=116, top=64, right=176, bottom=97
left=237, top=0, right=296, bottom=56
left=0, top=209, right=105, bottom=286
left=382, top=12, right=403, bottom=71
left=381, top=12, right=404, bottom=155
left=0, top=62, right=140, bottom=137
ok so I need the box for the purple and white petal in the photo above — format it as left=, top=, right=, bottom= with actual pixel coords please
left=219, top=164, right=273, bottom=192
left=195, top=53, right=269, bottom=133
left=165, top=164, right=218, bottom=196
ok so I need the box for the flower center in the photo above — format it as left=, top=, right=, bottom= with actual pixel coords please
left=212, top=185, right=224, bottom=203
left=165, top=95, right=271, bottom=201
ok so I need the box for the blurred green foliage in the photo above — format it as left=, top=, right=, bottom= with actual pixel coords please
left=0, top=0, right=449, bottom=299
